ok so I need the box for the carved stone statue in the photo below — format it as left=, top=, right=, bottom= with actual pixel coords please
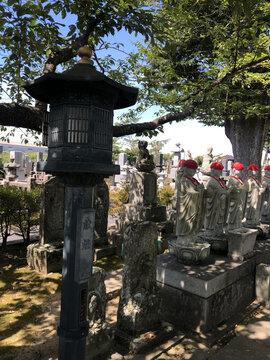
left=135, top=141, right=155, bottom=173
left=202, top=162, right=228, bottom=253
left=201, top=147, right=214, bottom=176
left=225, top=162, right=259, bottom=261
left=204, top=162, right=227, bottom=236
left=227, top=162, right=247, bottom=230
left=169, top=160, right=210, bottom=264
left=261, top=165, right=270, bottom=224
left=244, top=164, right=263, bottom=228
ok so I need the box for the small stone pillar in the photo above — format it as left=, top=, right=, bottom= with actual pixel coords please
left=85, top=267, right=112, bottom=360
left=256, top=263, right=270, bottom=302
left=117, top=221, right=160, bottom=337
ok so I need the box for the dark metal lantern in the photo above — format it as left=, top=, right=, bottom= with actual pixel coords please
left=23, top=46, right=138, bottom=175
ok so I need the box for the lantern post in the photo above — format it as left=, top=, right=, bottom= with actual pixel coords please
left=24, top=47, right=138, bottom=360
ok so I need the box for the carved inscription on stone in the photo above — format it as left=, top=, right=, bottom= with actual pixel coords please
left=74, top=209, right=95, bottom=283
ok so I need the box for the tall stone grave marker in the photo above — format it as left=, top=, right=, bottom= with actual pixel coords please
left=117, top=221, right=160, bottom=339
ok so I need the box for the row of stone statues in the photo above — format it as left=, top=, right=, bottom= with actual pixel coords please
left=171, top=159, right=270, bottom=263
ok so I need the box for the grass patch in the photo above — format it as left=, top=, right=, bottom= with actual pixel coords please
left=93, top=255, right=124, bottom=272
left=0, top=250, right=61, bottom=356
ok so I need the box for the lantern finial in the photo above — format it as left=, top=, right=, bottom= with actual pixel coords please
left=78, top=46, right=93, bottom=64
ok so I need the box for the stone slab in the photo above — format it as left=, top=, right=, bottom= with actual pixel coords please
left=157, top=240, right=270, bottom=333
left=115, top=322, right=175, bottom=355
left=157, top=253, right=253, bottom=298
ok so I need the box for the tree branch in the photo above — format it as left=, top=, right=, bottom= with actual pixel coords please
left=1, top=55, right=269, bottom=138
left=113, top=105, right=194, bottom=137
left=0, top=104, right=42, bottom=132
left=43, top=13, right=107, bottom=74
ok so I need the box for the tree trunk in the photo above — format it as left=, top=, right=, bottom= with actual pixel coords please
left=225, top=116, right=270, bottom=177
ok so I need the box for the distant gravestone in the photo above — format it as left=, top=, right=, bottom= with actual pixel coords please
left=118, top=152, right=128, bottom=166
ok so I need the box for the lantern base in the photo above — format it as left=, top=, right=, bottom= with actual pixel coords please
left=37, top=160, right=120, bottom=176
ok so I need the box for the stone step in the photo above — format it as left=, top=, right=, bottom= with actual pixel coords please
left=105, top=268, right=123, bottom=300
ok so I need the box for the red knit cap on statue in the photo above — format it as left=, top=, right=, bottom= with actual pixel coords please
left=210, top=161, right=224, bottom=170
left=264, top=165, right=270, bottom=171
left=178, top=159, right=186, bottom=168
left=232, top=162, right=244, bottom=170
left=247, top=164, right=259, bottom=171
left=183, top=159, right=198, bottom=169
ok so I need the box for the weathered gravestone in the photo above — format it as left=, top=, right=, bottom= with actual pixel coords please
left=116, top=221, right=162, bottom=350
left=27, top=176, right=64, bottom=274
left=27, top=177, right=113, bottom=273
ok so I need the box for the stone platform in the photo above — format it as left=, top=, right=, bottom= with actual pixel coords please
left=157, top=239, right=270, bottom=333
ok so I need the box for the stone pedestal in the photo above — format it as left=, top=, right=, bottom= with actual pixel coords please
left=156, top=246, right=270, bottom=333
left=27, top=242, right=63, bottom=274
left=199, top=234, right=228, bottom=255
left=256, top=263, right=270, bottom=302
left=244, top=222, right=270, bottom=239
left=227, top=228, right=258, bottom=261
left=168, top=238, right=210, bottom=264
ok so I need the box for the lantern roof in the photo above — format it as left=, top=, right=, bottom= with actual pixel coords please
left=23, top=46, right=138, bottom=109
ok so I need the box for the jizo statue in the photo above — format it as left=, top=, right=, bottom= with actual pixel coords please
left=244, top=164, right=263, bottom=228
left=175, top=159, right=205, bottom=245
left=227, top=162, right=247, bottom=230
left=204, top=162, right=227, bottom=237
left=261, top=165, right=270, bottom=224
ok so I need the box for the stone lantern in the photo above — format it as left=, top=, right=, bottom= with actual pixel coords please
left=24, top=46, right=138, bottom=176
left=23, top=46, right=138, bottom=360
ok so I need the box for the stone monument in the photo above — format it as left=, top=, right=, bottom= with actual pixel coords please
left=261, top=165, right=270, bottom=224
left=202, top=161, right=228, bottom=253
left=115, top=141, right=173, bottom=254
left=120, top=141, right=167, bottom=225
left=169, top=159, right=210, bottom=264
left=117, top=221, right=165, bottom=351
left=244, top=163, right=269, bottom=236
left=226, top=162, right=258, bottom=261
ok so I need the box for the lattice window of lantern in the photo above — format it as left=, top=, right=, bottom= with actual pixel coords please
left=49, top=105, right=64, bottom=146
left=93, top=107, right=112, bottom=150
left=67, top=106, right=89, bottom=144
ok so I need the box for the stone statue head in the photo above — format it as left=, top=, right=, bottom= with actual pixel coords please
left=138, top=140, right=148, bottom=150
left=247, top=164, right=259, bottom=177
left=231, top=162, right=244, bottom=177
left=207, top=146, right=213, bottom=154
left=210, top=161, right=223, bottom=178
left=183, top=159, right=198, bottom=177
left=264, top=165, right=270, bottom=177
